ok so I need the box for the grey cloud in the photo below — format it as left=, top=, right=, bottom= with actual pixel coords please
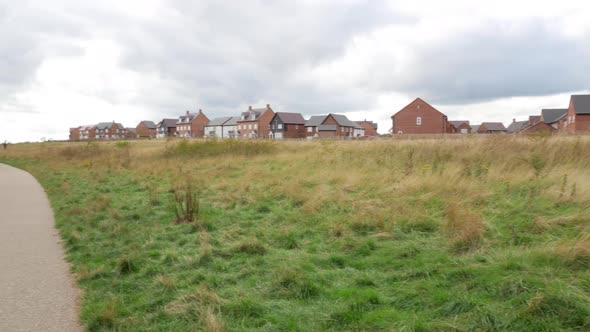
left=369, top=19, right=590, bottom=105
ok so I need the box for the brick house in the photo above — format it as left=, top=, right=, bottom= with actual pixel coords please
left=94, top=122, right=127, bottom=140
left=354, top=120, right=378, bottom=136
left=449, top=121, right=471, bottom=134
left=69, top=127, right=81, bottom=141
left=566, top=95, right=590, bottom=133
left=156, top=119, right=177, bottom=138
left=507, top=119, right=529, bottom=133
left=518, top=121, right=557, bottom=134
left=541, top=109, right=568, bottom=131
left=237, top=105, right=275, bottom=139
left=391, top=98, right=449, bottom=134
left=136, top=121, right=157, bottom=138
left=269, top=112, right=306, bottom=139
left=176, top=110, right=210, bottom=138
left=477, top=122, right=507, bottom=134
left=125, top=128, right=136, bottom=139
left=79, top=125, right=95, bottom=140
left=304, top=115, right=326, bottom=139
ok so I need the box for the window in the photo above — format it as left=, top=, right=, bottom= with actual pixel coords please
left=416, top=117, right=422, bottom=125
left=248, top=124, right=252, bottom=130
left=307, top=127, right=312, bottom=132
left=254, top=124, right=258, bottom=129
left=296, top=125, right=299, bottom=130
left=460, top=128, right=468, bottom=134
left=278, top=124, right=283, bottom=130
left=417, top=104, right=420, bottom=109
left=572, top=115, right=576, bottom=123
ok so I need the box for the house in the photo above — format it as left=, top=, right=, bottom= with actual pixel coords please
left=449, top=121, right=471, bottom=134
left=79, top=125, right=95, bottom=140
left=136, top=121, right=157, bottom=138
left=156, top=119, right=177, bottom=138
left=353, top=123, right=366, bottom=138
left=566, top=95, right=590, bottom=133
left=477, top=122, right=507, bottom=134
left=391, top=98, right=449, bottom=134
left=125, top=128, right=136, bottom=139
left=355, top=120, right=378, bottom=136
left=69, top=127, right=81, bottom=141
left=518, top=121, right=557, bottom=135
left=204, top=117, right=235, bottom=138
left=304, top=115, right=326, bottom=139
left=470, top=125, right=480, bottom=133
left=176, top=110, right=210, bottom=138
left=314, top=114, right=359, bottom=139
left=269, top=112, right=306, bottom=139
left=237, top=105, right=275, bottom=138
left=223, top=117, right=240, bottom=139
left=507, top=119, right=529, bottom=133
left=94, top=122, right=126, bottom=140
left=541, top=109, right=568, bottom=130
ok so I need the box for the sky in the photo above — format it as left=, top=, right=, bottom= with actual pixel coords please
left=1, top=0, right=589, bottom=142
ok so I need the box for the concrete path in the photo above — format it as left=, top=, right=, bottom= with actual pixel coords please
left=0, top=163, right=81, bottom=332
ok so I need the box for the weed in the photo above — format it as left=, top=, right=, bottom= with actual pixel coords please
left=444, top=204, right=486, bottom=253
left=173, top=182, right=200, bottom=225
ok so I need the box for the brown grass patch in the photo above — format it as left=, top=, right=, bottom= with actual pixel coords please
left=443, top=204, right=486, bottom=253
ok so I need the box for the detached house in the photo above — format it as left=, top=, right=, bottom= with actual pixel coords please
left=304, top=114, right=358, bottom=139
left=541, top=109, right=568, bottom=130
left=355, top=120, right=378, bottom=137
left=477, top=122, right=507, bottom=134
left=566, top=95, right=590, bottom=133
left=176, top=110, right=210, bottom=138
left=507, top=119, right=529, bottom=133
left=392, top=98, right=449, bottom=134
left=449, top=121, right=471, bottom=134
left=237, top=105, right=274, bottom=139
left=136, top=121, right=157, bottom=138
left=156, top=119, right=177, bottom=138
left=269, top=112, right=306, bottom=139
left=69, top=127, right=81, bottom=141
left=304, top=116, right=326, bottom=138
left=204, top=116, right=240, bottom=139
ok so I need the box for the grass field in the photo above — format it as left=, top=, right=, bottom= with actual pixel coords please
left=1, top=136, right=589, bottom=331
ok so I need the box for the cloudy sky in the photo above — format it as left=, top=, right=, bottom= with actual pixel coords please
left=1, top=0, right=589, bottom=142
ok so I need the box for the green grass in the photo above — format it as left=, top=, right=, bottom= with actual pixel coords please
left=1, top=137, right=589, bottom=331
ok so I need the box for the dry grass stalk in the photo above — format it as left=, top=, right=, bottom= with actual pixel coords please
left=444, top=204, right=486, bottom=253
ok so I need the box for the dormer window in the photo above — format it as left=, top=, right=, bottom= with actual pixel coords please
left=416, top=117, right=422, bottom=125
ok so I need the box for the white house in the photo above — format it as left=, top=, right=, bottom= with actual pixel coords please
left=204, top=116, right=240, bottom=139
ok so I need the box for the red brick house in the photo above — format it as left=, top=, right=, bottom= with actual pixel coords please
left=391, top=98, right=449, bottom=134
left=269, top=112, right=306, bottom=139
left=79, top=125, right=95, bottom=140
left=94, top=122, right=127, bottom=140
left=477, top=122, right=507, bottom=134
left=540, top=109, right=568, bottom=131
left=156, top=119, right=177, bottom=138
left=304, top=116, right=326, bottom=138
left=176, top=110, right=210, bottom=138
left=566, top=95, right=590, bottom=133
left=136, top=121, right=157, bottom=138
left=518, top=121, right=557, bottom=134
left=237, top=105, right=275, bottom=139
left=354, top=120, right=378, bottom=136
left=448, top=121, right=471, bottom=134
left=69, top=127, right=81, bottom=141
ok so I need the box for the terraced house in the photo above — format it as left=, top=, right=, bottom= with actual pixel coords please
left=94, top=122, right=127, bottom=140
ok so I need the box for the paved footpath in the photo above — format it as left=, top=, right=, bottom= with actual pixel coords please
left=0, top=163, right=81, bottom=332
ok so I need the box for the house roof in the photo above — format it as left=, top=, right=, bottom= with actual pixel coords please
left=140, top=121, right=157, bottom=129
left=275, top=112, right=305, bottom=124
left=305, top=115, right=327, bottom=127
left=178, top=112, right=195, bottom=124
left=318, top=125, right=337, bottom=131
left=449, top=120, right=470, bottom=128
left=529, top=115, right=541, bottom=124
left=392, top=97, right=446, bottom=119
left=239, top=110, right=262, bottom=122
left=158, top=119, right=177, bottom=128
left=205, top=117, right=232, bottom=127
left=328, top=114, right=357, bottom=127
left=571, top=95, right=590, bottom=114
left=507, top=120, right=529, bottom=133
left=96, top=122, right=124, bottom=130
left=355, top=120, right=378, bottom=129
left=541, top=109, right=568, bottom=124
left=480, top=122, right=506, bottom=131
left=225, top=116, right=240, bottom=126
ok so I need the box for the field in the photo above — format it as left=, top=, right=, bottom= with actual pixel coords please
left=1, top=136, right=589, bottom=331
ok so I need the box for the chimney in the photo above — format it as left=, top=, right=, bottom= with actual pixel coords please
left=248, top=105, right=252, bottom=111
left=199, top=109, right=202, bottom=114
left=266, top=104, right=270, bottom=110
left=186, top=110, right=190, bottom=116
left=512, top=118, right=516, bottom=123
